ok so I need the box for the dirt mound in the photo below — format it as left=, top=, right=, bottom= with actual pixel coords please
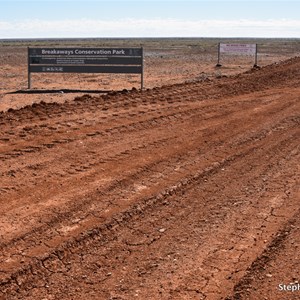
left=0, top=56, right=299, bottom=299
left=1, top=56, right=300, bottom=120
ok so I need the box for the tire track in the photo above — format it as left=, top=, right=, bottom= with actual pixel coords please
left=1, top=110, right=299, bottom=299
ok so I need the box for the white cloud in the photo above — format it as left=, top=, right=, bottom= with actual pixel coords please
left=0, top=18, right=300, bottom=38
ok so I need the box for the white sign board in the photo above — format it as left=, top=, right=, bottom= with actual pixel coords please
left=220, top=43, right=257, bottom=55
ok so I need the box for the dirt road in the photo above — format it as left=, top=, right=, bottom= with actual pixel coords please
left=0, top=57, right=299, bottom=299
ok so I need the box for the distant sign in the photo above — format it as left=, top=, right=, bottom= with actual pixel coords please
left=28, top=47, right=144, bottom=89
left=216, top=43, right=258, bottom=67
left=219, top=43, right=257, bottom=55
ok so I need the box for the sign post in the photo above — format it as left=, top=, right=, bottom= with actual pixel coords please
left=28, top=47, right=144, bottom=90
left=254, top=44, right=258, bottom=67
left=216, top=43, right=221, bottom=67
left=27, top=47, right=31, bottom=89
left=141, top=47, right=144, bottom=90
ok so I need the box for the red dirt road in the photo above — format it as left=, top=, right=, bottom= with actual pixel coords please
left=0, top=57, right=300, bottom=299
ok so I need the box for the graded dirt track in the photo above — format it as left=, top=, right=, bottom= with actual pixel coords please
left=0, top=57, right=300, bottom=299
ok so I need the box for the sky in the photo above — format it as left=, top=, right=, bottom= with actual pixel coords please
left=0, top=0, right=300, bottom=39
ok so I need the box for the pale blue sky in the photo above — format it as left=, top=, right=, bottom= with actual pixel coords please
left=0, top=1, right=300, bottom=38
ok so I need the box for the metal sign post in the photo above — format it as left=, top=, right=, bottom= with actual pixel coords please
left=141, top=47, right=144, bottom=90
left=216, top=43, right=222, bottom=67
left=27, top=47, right=31, bottom=89
left=254, top=44, right=258, bottom=67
